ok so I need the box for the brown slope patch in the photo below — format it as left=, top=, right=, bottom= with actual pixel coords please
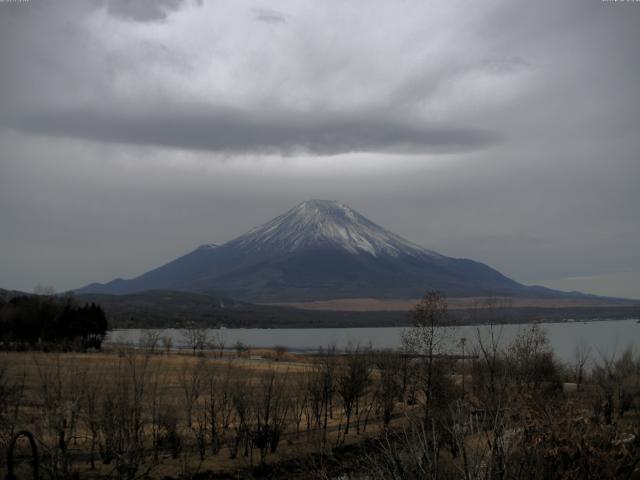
left=264, top=296, right=636, bottom=312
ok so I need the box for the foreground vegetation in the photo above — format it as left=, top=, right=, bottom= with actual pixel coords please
left=0, top=292, right=639, bottom=479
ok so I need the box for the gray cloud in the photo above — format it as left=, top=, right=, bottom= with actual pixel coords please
left=251, top=7, right=286, bottom=24
left=11, top=107, right=497, bottom=155
left=0, top=0, right=639, bottom=299
left=97, top=0, right=186, bottom=22
left=0, top=1, right=501, bottom=157
left=481, top=57, right=531, bottom=75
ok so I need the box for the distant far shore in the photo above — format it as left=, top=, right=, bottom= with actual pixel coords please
left=265, top=296, right=639, bottom=312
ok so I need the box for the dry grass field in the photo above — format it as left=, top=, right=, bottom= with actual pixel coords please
left=0, top=347, right=411, bottom=479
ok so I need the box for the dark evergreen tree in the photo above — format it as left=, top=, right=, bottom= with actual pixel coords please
left=0, top=295, right=108, bottom=350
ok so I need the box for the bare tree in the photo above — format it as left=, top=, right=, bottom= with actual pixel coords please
left=82, top=366, right=105, bottom=470
left=98, top=352, right=160, bottom=480
left=336, top=344, right=371, bottom=435
left=306, top=365, right=324, bottom=432
left=253, top=369, right=290, bottom=464
left=593, top=346, right=640, bottom=422
left=181, top=323, right=209, bottom=355
left=138, top=330, right=161, bottom=353
left=445, top=399, right=491, bottom=480
left=0, top=359, right=24, bottom=471
left=155, top=402, right=181, bottom=460
left=459, top=337, right=468, bottom=398
left=401, top=290, right=452, bottom=422
left=178, top=357, right=205, bottom=428
left=319, top=344, right=337, bottom=448
left=364, top=414, right=444, bottom=480
left=472, top=319, right=508, bottom=410
left=148, top=359, right=170, bottom=462
left=290, top=372, right=309, bottom=437
left=160, top=335, right=173, bottom=354
left=35, top=355, right=85, bottom=479
left=507, top=324, right=557, bottom=391
left=209, top=328, right=226, bottom=357
left=233, top=340, right=249, bottom=357
left=573, top=340, right=592, bottom=392
left=229, top=375, right=253, bottom=460
left=471, top=318, right=510, bottom=479
left=202, top=361, right=221, bottom=455
left=202, top=359, right=234, bottom=456
left=273, top=345, right=288, bottom=361
left=375, top=349, right=403, bottom=428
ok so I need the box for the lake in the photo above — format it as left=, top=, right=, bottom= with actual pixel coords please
left=107, top=318, right=640, bottom=364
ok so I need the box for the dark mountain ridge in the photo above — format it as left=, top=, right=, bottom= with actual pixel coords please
left=77, top=199, right=599, bottom=302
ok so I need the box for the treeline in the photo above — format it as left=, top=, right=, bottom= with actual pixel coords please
left=0, top=294, right=108, bottom=350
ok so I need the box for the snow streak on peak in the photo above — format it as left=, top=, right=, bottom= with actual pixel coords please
left=197, top=243, right=219, bottom=250
left=228, top=200, right=441, bottom=258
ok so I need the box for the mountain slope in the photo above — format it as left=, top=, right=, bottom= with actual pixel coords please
left=77, top=199, right=582, bottom=301
left=228, top=199, right=442, bottom=257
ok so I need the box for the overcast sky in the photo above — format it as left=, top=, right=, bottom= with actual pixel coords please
left=1, top=0, right=639, bottom=298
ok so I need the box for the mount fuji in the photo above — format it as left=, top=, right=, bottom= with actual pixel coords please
left=77, top=200, right=580, bottom=302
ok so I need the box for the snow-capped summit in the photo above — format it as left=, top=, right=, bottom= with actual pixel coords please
left=77, top=199, right=566, bottom=302
left=228, top=199, right=440, bottom=258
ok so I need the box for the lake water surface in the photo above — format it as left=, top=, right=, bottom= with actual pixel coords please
left=107, top=318, right=640, bottom=364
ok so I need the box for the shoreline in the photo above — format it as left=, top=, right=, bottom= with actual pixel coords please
left=107, top=315, right=640, bottom=332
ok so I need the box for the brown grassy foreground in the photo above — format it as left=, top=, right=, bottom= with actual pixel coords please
left=0, top=346, right=414, bottom=479
left=1, top=320, right=639, bottom=479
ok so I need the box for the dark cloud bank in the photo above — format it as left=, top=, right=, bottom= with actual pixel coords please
left=13, top=107, right=497, bottom=156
